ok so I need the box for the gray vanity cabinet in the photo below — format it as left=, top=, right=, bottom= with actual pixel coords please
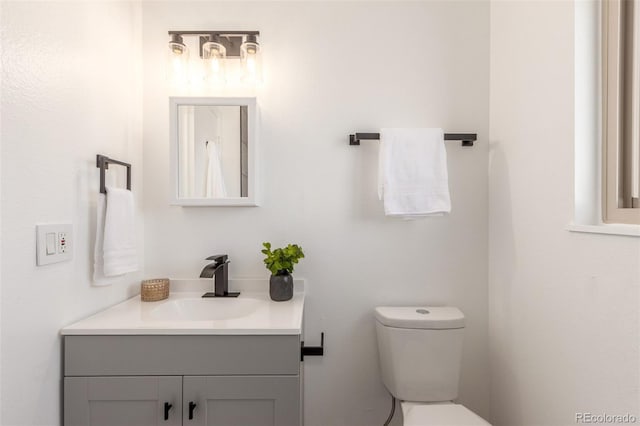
left=64, top=376, right=182, bottom=426
left=183, top=376, right=300, bottom=426
left=63, top=335, right=302, bottom=426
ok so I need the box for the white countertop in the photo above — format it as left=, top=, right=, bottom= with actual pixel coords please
left=61, top=279, right=304, bottom=336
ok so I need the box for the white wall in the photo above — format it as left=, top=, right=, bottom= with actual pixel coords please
left=0, top=0, right=4, bottom=412
left=0, top=2, right=144, bottom=424
left=142, top=2, right=490, bottom=425
left=489, top=2, right=640, bottom=425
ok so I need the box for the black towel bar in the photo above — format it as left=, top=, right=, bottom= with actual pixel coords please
left=301, top=332, right=325, bottom=361
left=96, top=154, right=131, bottom=194
left=349, top=132, right=477, bottom=147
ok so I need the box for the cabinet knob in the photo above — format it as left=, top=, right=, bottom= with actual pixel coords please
left=188, top=401, right=197, bottom=420
left=163, top=402, right=173, bottom=421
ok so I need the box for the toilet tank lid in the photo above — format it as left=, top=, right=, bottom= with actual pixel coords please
left=374, top=306, right=465, bottom=329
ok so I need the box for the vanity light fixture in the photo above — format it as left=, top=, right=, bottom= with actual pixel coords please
left=168, top=30, right=261, bottom=86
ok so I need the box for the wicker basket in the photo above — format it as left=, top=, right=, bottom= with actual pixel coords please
left=141, top=278, right=170, bottom=302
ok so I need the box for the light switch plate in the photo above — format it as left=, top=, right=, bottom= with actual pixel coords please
left=36, top=224, right=73, bottom=266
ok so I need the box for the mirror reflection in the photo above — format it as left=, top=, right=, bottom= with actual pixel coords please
left=177, top=105, right=248, bottom=199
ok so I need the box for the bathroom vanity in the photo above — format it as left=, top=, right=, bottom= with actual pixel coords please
left=61, top=279, right=305, bottom=426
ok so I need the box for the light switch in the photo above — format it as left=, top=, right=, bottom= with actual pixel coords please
left=36, top=224, right=73, bottom=266
left=46, top=233, right=56, bottom=255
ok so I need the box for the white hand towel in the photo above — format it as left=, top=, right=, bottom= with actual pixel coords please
left=93, top=194, right=123, bottom=285
left=101, top=187, right=138, bottom=277
left=378, top=128, right=451, bottom=218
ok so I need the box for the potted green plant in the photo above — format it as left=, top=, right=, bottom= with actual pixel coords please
left=261, top=242, right=305, bottom=301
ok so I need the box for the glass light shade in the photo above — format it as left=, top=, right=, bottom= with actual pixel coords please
left=168, top=39, right=189, bottom=85
left=240, top=38, right=262, bottom=85
left=202, top=40, right=227, bottom=85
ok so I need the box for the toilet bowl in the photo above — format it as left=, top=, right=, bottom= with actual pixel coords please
left=375, top=306, right=491, bottom=426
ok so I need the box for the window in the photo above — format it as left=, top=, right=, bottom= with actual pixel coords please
left=602, top=0, right=640, bottom=224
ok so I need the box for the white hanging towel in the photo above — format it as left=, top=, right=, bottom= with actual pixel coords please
left=99, top=187, right=138, bottom=277
left=93, top=193, right=123, bottom=285
left=378, top=128, right=451, bottom=218
left=203, top=140, right=227, bottom=198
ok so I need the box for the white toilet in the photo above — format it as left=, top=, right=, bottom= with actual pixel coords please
left=375, top=306, right=491, bottom=426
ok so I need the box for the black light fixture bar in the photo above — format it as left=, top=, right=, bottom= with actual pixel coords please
left=168, top=30, right=260, bottom=36
left=349, top=132, right=477, bottom=147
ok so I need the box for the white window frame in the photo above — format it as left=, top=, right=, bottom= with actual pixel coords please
left=602, top=0, right=640, bottom=224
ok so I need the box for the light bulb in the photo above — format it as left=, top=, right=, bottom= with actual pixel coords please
left=210, top=57, right=221, bottom=73
left=203, top=37, right=227, bottom=86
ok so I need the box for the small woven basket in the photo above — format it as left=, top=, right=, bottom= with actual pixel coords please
left=141, top=278, right=170, bottom=302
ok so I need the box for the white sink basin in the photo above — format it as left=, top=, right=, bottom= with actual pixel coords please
left=60, top=279, right=305, bottom=335
left=148, top=297, right=261, bottom=321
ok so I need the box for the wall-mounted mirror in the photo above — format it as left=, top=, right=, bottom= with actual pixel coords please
left=170, top=97, right=258, bottom=206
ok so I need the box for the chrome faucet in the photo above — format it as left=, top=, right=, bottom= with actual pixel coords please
left=200, top=255, right=240, bottom=298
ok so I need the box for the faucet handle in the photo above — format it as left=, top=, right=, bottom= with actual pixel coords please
left=205, top=254, right=228, bottom=265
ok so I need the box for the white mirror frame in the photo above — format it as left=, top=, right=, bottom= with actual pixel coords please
left=169, top=97, right=259, bottom=206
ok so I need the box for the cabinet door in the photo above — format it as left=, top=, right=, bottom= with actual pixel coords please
left=183, top=376, right=300, bottom=426
left=64, top=376, right=181, bottom=426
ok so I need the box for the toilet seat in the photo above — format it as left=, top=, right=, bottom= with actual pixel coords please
left=401, top=402, right=491, bottom=426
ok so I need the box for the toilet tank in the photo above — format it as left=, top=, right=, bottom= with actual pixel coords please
left=375, top=306, right=465, bottom=402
